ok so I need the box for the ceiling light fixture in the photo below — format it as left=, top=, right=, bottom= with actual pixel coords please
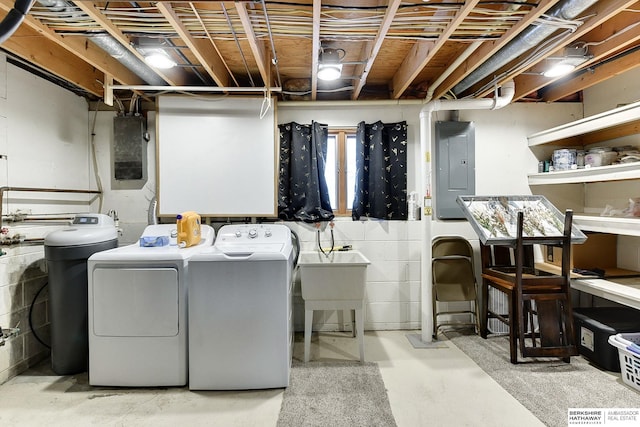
left=141, top=48, right=176, bottom=69
left=318, top=47, right=345, bottom=81
left=542, top=47, right=591, bottom=78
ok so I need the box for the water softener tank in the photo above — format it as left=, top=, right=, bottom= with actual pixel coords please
left=44, top=214, right=118, bottom=375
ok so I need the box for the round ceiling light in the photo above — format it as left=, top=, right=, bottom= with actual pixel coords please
left=144, top=50, right=177, bottom=69
left=318, top=63, right=343, bottom=81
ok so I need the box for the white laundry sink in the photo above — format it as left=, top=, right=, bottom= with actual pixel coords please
left=298, top=250, right=370, bottom=301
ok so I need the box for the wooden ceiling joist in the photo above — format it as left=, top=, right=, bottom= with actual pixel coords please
left=391, top=0, right=480, bottom=99
left=542, top=48, right=640, bottom=102
left=511, top=0, right=640, bottom=101
left=2, top=24, right=104, bottom=96
left=73, top=1, right=191, bottom=87
left=310, top=0, right=320, bottom=100
left=432, top=0, right=558, bottom=100
left=351, top=0, right=401, bottom=100
left=156, top=2, right=231, bottom=88
left=235, top=1, right=270, bottom=87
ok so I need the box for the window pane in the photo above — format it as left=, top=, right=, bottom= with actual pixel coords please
left=325, top=135, right=338, bottom=209
left=346, top=135, right=357, bottom=209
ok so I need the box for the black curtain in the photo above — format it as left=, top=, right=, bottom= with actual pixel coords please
left=352, top=120, right=408, bottom=220
left=278, top=121, right=334, bottom=222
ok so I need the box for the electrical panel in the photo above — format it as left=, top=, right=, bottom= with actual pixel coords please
left=113, top=115, right=147, bottom=182
left=435, top=121, right=475, bottom=220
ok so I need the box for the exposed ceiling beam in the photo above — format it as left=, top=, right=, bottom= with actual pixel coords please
left=540, top=7, right=640, bottom=102
left=352, top=0, right=401, bottom=100
left=0, top=0, right=144, bottom=88
left=511, top=0, right=639, bottom=101
left=72, top=1, right=190, bottom=86
left=542, top=48, right=640, bottom=102
left=235, top=1, right=270, bottom=87
left=1, top=23, right=104, bottom=96
left=311, top=0, right=320, bottom=100
left=390, top=0, right=480, bottom=99
left=432, top=0, right=558, bottom=100
left=156, top=2, right=231, bottom=88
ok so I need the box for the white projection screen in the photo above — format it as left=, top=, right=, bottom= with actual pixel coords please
left=156, top=95, right=277, bottom=217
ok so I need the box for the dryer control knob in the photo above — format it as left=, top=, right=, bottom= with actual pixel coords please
left=248, top=228, right=258, bottom=239
left=235, top=230, right=242, bottom=238
left=265, top=229, right=272, bottom=237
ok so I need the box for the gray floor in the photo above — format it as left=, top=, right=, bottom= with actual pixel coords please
left=0, top=330, right=546, bottom=426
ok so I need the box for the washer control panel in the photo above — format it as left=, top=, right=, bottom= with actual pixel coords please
left=216, top=224, right=289, bottom=244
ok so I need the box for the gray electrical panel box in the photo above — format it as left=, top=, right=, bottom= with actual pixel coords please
left=435, top=121, right=475, bottom=219
left=112, top=115, right=147, bottom=188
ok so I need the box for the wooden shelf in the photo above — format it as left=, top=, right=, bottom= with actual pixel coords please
left=528, top=100, right=640, bottom=147
left=528, top=162, right=640, bottom=185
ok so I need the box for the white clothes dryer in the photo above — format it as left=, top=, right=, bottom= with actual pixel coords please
left=188, top=224, right=294, bottom=390
left=87, top=224, right=215, bottom=387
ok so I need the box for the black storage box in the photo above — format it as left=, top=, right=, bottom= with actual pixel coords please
left=573, top=307, right=640, bottom=372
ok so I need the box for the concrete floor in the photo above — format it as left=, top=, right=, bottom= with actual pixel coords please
left=0, top=330, right=544, bottom=426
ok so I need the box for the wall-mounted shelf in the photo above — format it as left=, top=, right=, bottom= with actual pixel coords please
left=573, top=214, right=640, bottom=236
left=528, top=100, right=640, bottom=147
left=528, top=162, right=640, bottom=185
left=527, top=102, right=640, bottom=241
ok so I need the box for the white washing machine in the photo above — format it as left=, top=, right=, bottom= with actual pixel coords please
left=87, top=223, right=215, bottom=387
left=188, top=223, right=294, bottom=390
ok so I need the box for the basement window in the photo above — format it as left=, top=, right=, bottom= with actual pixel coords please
left=325, top=129, right=357, bottom=215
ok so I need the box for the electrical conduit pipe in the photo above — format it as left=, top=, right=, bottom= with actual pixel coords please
left=419, top=80, right=515, bottom=343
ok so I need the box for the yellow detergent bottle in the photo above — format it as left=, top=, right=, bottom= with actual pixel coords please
left=176, top=211, right=201, bottom=248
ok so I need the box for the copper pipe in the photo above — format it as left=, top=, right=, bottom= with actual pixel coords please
left=0, top=186, right=102, bottom=227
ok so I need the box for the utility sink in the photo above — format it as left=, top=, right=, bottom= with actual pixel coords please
left=298, top=250, right=370, bottom=301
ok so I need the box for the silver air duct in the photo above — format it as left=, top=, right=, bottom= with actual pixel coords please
left=89, top=34, right=167, bottom=86
left=452, top=0, right=598, bottom=96
left=35, top=0, right=167, bottom=86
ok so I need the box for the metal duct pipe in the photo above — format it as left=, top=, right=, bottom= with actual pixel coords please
left=0, top=0, right=32, bottom=44
left=452, top=0, right=597, bottom=96
left=34, top=0, right=167, bottom=86
left=90, top=34, right=166, bottom=86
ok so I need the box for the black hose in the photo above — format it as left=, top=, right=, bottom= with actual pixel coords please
left=0, top=0, right=33, bottom=44
left=29, top=281, right=51, bottom=349
left=328, top=227, right=335, bottom=255
left=317, top=228, right=326, bottom=256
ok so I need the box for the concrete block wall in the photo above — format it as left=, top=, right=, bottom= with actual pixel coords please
left=0, top=225, right=65, bottom=384
left=287, top=219, right=422, bottom=332
left=0, top=56, right=92, bottom=385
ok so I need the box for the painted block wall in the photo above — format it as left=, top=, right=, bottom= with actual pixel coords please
left=0, top=56, right=93, bottom=383
left=277, top=102, right=582, bottom=332
left=287, top=220, right=423, bottom=331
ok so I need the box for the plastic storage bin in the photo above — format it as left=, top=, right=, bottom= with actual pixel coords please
left=608, top=333, right=640, bottom=392
left=573, top=307, right=640, bottom=371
